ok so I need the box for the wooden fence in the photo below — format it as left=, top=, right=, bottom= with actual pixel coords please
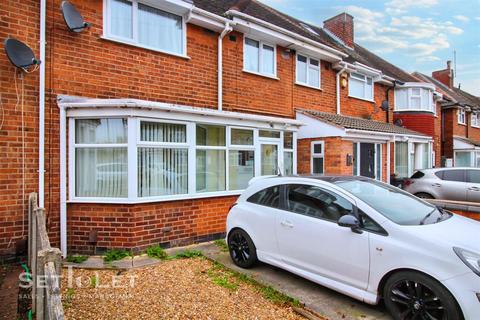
left=28, top=193, right=64, bottom=320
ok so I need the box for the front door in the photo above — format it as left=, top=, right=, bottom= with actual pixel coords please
left=360, top=143, right=375, bottom=178
left=261, top=143, right=279, bottom=175
left=276, top=184, right=370, bottom=290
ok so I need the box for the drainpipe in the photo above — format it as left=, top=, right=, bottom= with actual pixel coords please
left=336, top=63, right=347, bottom=114
left=39, top=0, right=46, bottom=207
left=59, top=105, right=67, bottom=257
left=218, top=22, right=232, bottom=111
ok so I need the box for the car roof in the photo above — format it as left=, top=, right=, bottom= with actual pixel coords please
left=271, top=174, right=373, bottom=183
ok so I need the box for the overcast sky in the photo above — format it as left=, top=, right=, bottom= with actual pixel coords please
left=260, top=0, right=480, bottom=95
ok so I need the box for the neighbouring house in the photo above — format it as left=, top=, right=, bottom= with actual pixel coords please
left=413, top=61, right=480, bottom=168
left=0, top=0, right=436, bottom=258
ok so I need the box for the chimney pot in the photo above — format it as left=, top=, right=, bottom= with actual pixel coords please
left=447, top=60, right=451, bottom=69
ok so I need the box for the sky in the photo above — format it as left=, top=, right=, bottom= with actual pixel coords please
left=260, top=0, right=480, bottom=95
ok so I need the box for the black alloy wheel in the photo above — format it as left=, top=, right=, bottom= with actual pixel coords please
left=384, top=271, right=463, bottom=320
left=227, top=229, right=257, bottom=268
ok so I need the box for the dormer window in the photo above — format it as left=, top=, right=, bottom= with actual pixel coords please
left=394, top=87, right=434, bottom=113
left=458, top=108, right=466, bottom=125
left=349, top=73, right=373, bottom=101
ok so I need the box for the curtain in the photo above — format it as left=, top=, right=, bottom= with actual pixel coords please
left=110, top=0, right=133, bottom=39
left=76, top=119, right=127, bottom=144
left=229, top=150, right=254, bottom=190
left=395, top=142, right=408, bottom=178
left=140, top=122, right=186, bottom=143
left=138, top=3, right=182, bottom=54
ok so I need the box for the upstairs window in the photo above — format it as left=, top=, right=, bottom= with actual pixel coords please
left=244, top=37, right=276, bottom=77
left=105, top=0, right=185, bottom=55
left=349, top=73, right=373, bottom=101
left=296, top=54, right=320, bottom=89
left=472, top=112, right=479, bottom=128
left=458, top=108, right=466, bottom=125
left=394, top=87, right=434, bottom=113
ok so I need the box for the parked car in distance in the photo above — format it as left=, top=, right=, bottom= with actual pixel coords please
left=226, top=175, right=480, bottom=320
left=403, top=168, right=480, bottom=202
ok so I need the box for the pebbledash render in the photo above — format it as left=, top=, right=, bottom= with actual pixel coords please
left=1, top=0, right=444, bottom=257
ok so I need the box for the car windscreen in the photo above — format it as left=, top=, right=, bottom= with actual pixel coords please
left=334, top=180, right=446, bottom=225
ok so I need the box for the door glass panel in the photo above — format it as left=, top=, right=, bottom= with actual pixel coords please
left=284, top=152, right=293, bottom=175
left=261, top=144, right=278, bottom=175
left=286, top=184, right=353, bottom=222
left=312, top=157, right=324, bottom=174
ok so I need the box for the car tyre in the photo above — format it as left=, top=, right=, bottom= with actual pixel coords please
left=227, top=229, right=258, bottom=269
left=384, top=271, right=463, bottom=320
left=415, top=192, right=434, bottom=199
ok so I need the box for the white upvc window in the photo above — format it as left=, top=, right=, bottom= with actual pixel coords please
left=243, top=37, right=276, bottom=77
left=458, top=108, right=466, bottom=125
left=70, top=117, right=296, bottom=202
left=394, top=87, right=434, bottom=112
left=349, top=72, right=373, bottom=101
left=104, top=0, right=186, bottom=56
left=471, top=112, right=480, bottom=128
left=296, top=54, right=321, bottom=89
left=311, top=141, right=324, bottom=174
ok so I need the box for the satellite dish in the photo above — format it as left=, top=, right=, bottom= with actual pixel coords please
left=381, top=100, right=389, bottom=112
left=61, top=1, right=91, bottom=32
left=394, top=119, right=403, bottom=127
left=3, top=38, right=40, bottom=69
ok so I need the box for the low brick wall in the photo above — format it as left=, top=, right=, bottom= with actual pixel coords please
left=427, top=200, right=480, bottom=221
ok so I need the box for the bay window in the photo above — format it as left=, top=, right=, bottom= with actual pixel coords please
left=296, top=54, right=320, bottom=89
left=458, top=108, right=466, bottom=125
left=349, top=73, right=373, bottom=101
left=70, top=117, right=296, bottom=202
left=394, top=87, right=434, bottom=112
left=244, top=37, right=276, bottom=77
left=105, top=0, right=185, bottom=56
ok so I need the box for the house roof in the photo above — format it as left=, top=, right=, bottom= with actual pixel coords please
left=298, top=109, right=428, bottom=136
left=454, top=135, right=480, bottom=147
left=193, top=0, right=418, bottom=83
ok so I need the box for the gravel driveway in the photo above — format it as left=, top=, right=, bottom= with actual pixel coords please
left=61, top=257, right=307, bottom=320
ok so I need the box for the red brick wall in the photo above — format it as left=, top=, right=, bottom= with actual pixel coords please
left=323, top=13, right=354, bottom=48
left=443, top=107, right=480, bottom=161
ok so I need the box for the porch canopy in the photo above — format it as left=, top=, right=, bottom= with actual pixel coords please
left=453, top=136, right=480, bottom=167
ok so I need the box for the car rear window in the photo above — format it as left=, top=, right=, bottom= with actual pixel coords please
left=439, top=170, right=465, bottom=182
left=410, top=171, right=425, bottom=179
left=247, top=186, right=280, bottom=208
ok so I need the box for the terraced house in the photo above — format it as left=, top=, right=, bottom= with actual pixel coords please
left=0, top=0, right=440, bottom=258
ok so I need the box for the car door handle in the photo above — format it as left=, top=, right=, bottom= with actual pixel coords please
left=280, top=220, right=294, bottom=228
left=469, top=187, right=480, bottom=192
left=432, top=183, right=442, bottom=187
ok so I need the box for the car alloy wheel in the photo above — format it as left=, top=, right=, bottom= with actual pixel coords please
left=227, top=229, right=257, bottom=268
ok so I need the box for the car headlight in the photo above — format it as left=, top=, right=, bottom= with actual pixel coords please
left=454, top=247, right=480, bottom=276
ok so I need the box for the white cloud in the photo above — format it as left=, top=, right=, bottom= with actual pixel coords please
left=454, top=15, right=470, bottom=22
left=385, top=0, right=438, bottom=15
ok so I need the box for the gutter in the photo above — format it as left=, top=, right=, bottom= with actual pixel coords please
left=226, top=9, right=347, bottom=59
left=39, top=0, right=46, bottom=207
left=218, top=22, right=233, bottom=111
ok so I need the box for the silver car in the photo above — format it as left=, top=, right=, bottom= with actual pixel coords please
left=403, top=168, right=480, bottom=202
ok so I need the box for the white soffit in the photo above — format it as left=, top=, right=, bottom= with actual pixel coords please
left=454, top=138, right=478, bottom=150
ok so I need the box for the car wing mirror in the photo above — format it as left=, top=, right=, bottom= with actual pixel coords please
left=338, top=215, right=363, bottom=234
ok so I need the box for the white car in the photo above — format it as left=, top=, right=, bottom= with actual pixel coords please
left=226, top=176, right=480, bottom=320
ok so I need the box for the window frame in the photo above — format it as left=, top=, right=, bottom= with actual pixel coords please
left=243, top=36, right=277, bottom=79
left=471, top=112, right=480, bottom=128
left=311, top=141, right=325, bottom=175
left=394, top=87, right=434, bottom=113
left=458, top=108, right=466, bottom=125
left=348, top=72, right=374, bottom=102
left=102, top=0, right=188, bottom=58
left=69, top=117, right=297, bottom=203
left=295, top=53, right=321, bottom=89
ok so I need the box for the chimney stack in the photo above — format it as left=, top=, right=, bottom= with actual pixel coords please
left=432, top=60, right=454, bottom=88
left=323, top=13, right=354, bottom=48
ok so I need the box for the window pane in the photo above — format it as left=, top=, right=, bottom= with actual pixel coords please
left=421, top=89, right=430, bottom=110
left=308, top=66, right=320, bottom=88
left=261, top=144, right=278, bottom=175
left=312, top=157, right=324, bottom=174
left=395, top=89, right=408, bottom=109
left=229, top=150, right=254, bottom=190
left=140, top=122, right=186, bottom=143
left=262, top=44, right=275, bottom=75
left=138, top=148, right=188, bottom=197
left=284, top=152, right=293, bottom=175
left=411, top=97, right=421, bottom=109
left=296, top=55, right=307, bottom=83
left=75, top=148, right=127, bottom=197
left=411, top=88, right=421, bottom=96
left=351, top=73, right=365, bottom=80
left=422, top=144, right=429, bottom=169
left=467, top=170, right=480, bottom=183
left=247, top=186, right=280, bottom=208
left=395, top=142, right=408, bottom=178
left=284, top=131, right=293, bottom=149
left=442, top=169, right=465, bottom=182
left=138, top=3, right=183, bottom=53
left=259, top=130, right=280, bottom=138
left=196, top=124, right=225, bottom=146
left=231, top=128, right=253, bottom=145
left=245, top=38, right=259, bottom=72
left=110, top=0, right=133, bottom=39
left=309, top=58, right=319, bottom=67
left=313, top=143, right=323, bottom=154
left=349, top=78, right=364, bottom=98
left=196, top=150, right=226, bottom=192
left=76, top=119, right=127, bottom=144
left=286, top=184, right=352, bottom=222
left=455, top=153, right=472, bottom=167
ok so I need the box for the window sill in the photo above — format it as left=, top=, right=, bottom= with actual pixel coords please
left=68, top=190, right=243, bottom=204
left=471, top=125, right=480, bottom=129
left=348, top=95, right=375, bottom=104
left=458, top=122, right=467, bottom=126
left=100, top=35, right=191, bottom=60
left=242, top=69, right=279, bottom=80
left=393, top=109, right=435, bottom=114
left=295, top=82, right=322, bottom=91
